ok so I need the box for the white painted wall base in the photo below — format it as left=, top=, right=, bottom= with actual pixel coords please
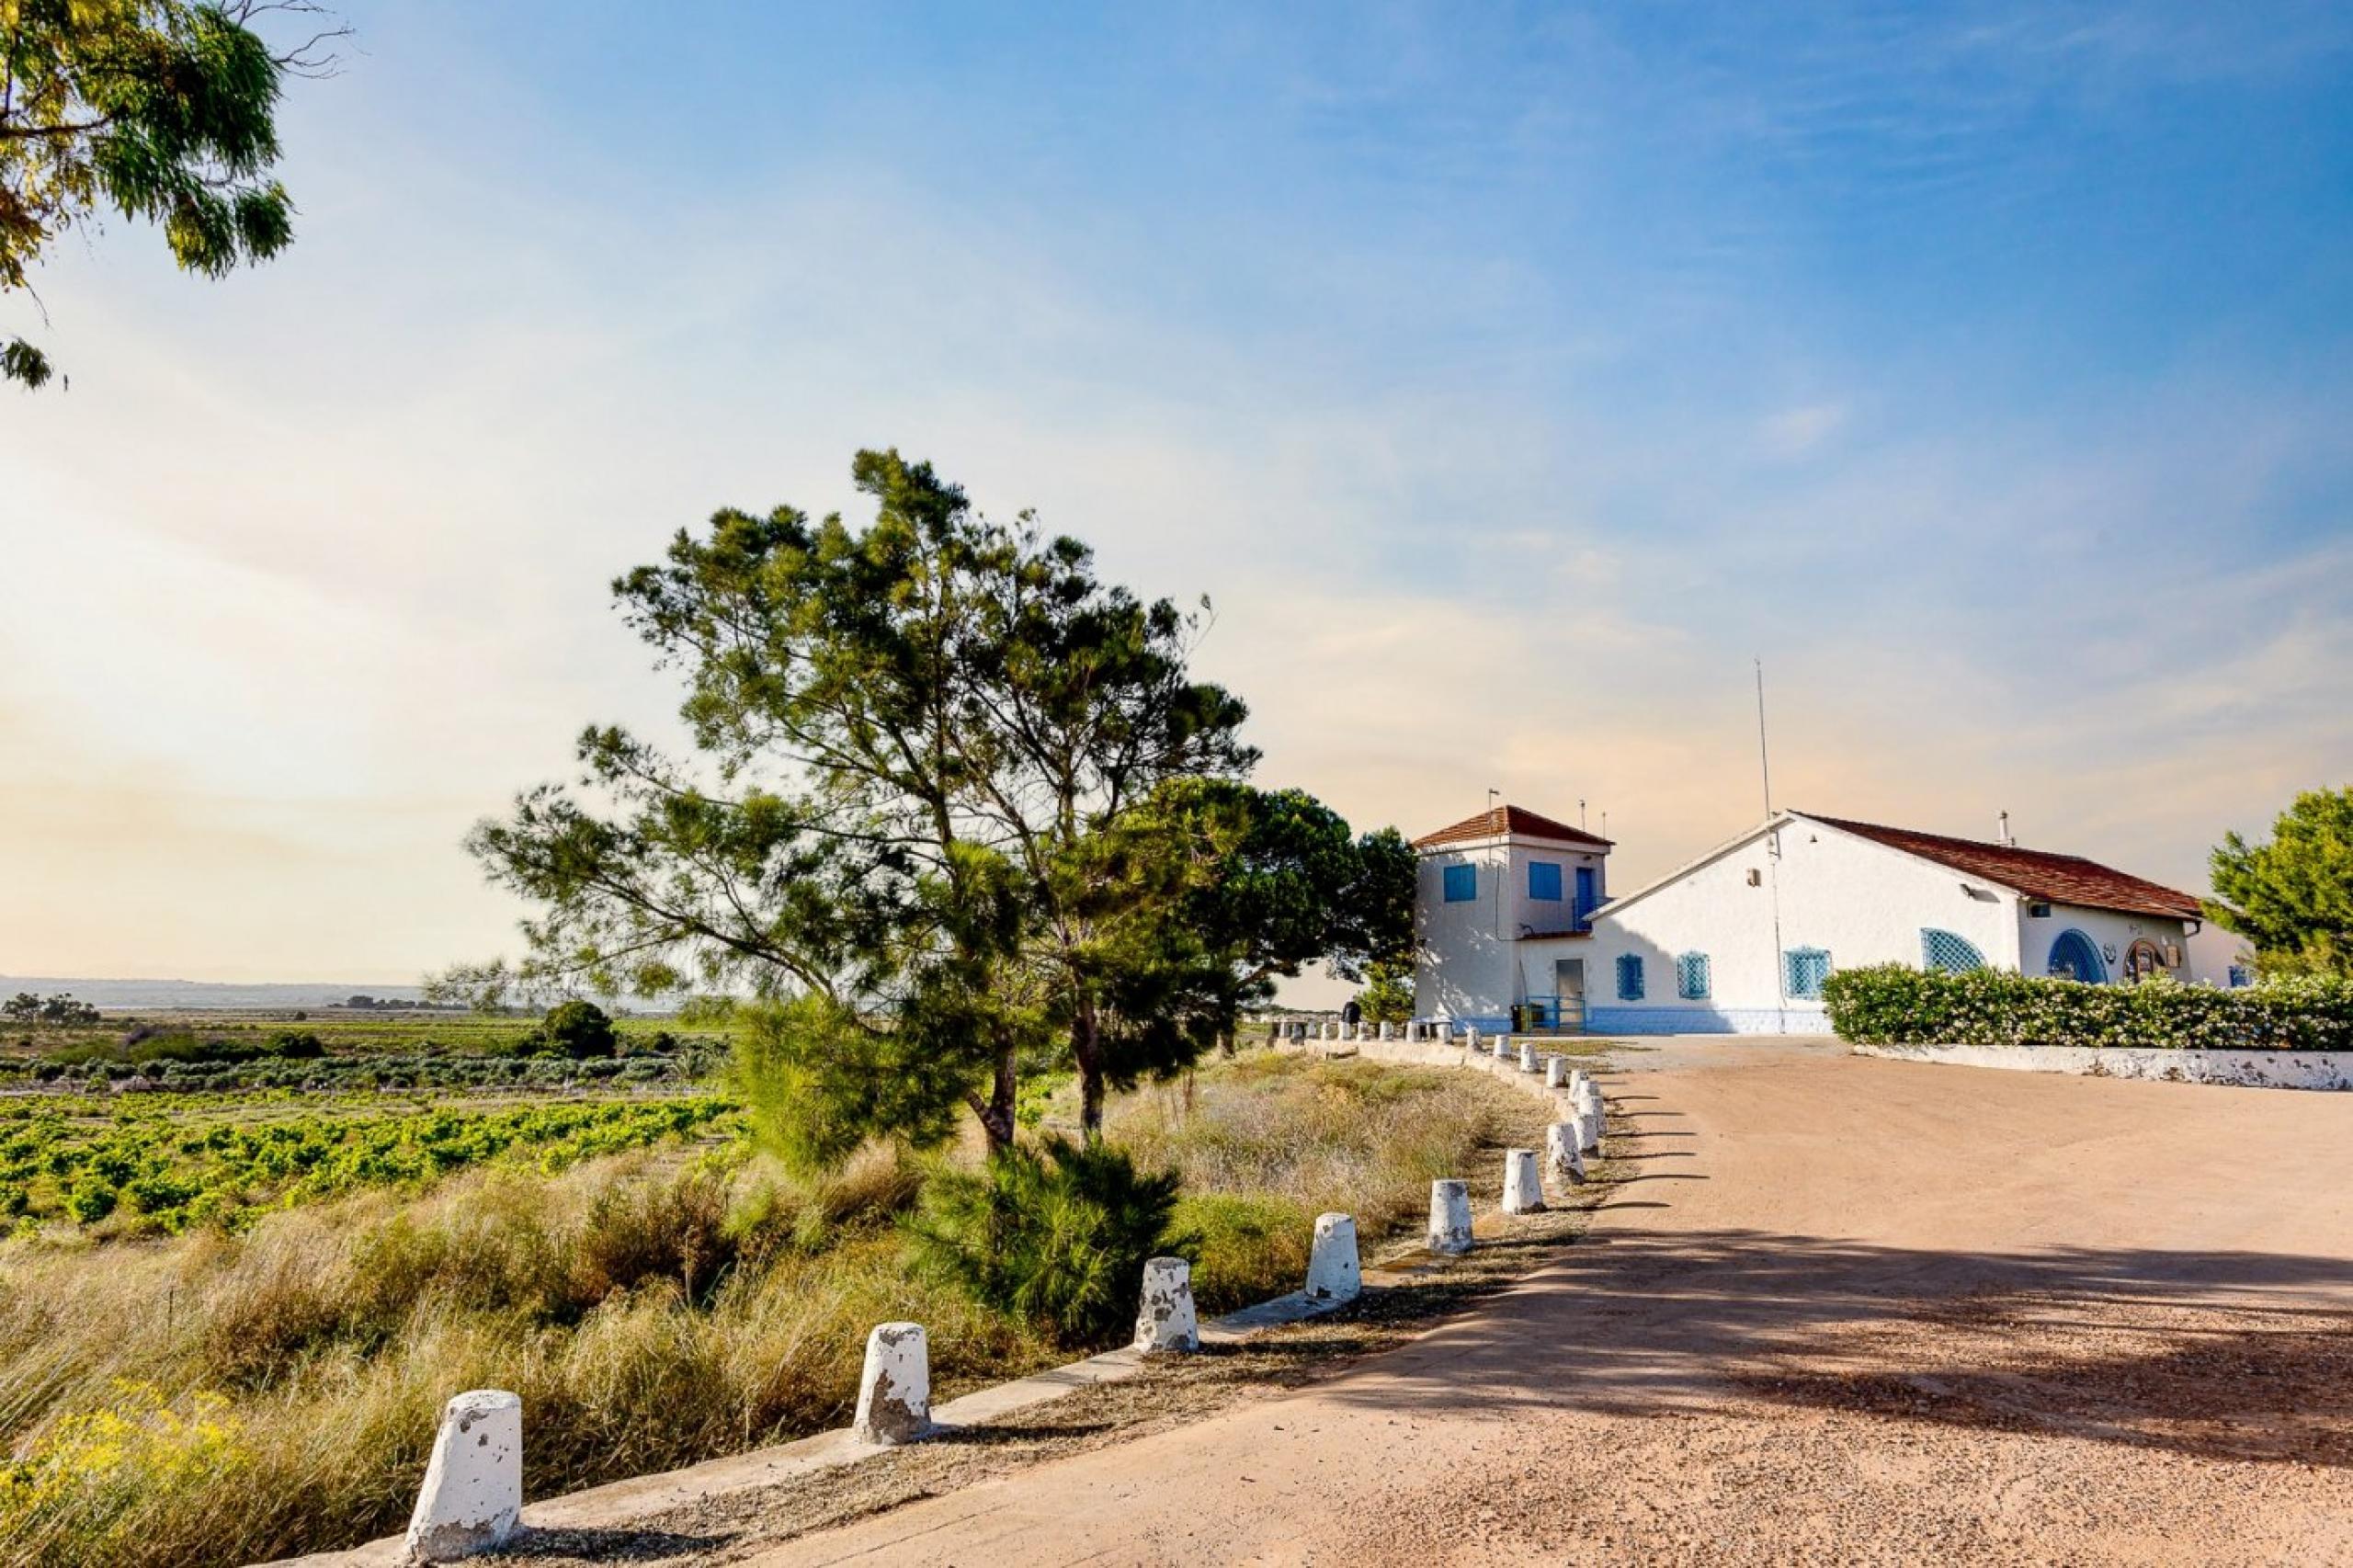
left=1851, top=1042, right=2353, bottom=1091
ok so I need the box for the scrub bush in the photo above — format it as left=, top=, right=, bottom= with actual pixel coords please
left=1822, top=963, right=2353, bottom=1051
left=906, top=1135, right=1182, bottom=1345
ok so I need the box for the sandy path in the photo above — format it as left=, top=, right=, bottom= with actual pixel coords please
left=747, top=1048, right=2353, bottom=1566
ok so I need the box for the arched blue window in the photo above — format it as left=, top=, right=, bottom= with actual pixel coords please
left=2046, top=928, right=2107, bottom=983
left=1676, top=952, right=1711, bottom=1000
left=1920, top=929, right=1986, bottom=973
left=1442, top=864, right=1475, bottom=903
left=1784, top=947, right=1831, bottom=1000
left=1616, top=954, right=1644, bottom=1000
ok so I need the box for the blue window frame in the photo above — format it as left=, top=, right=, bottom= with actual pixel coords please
left=1920, top=929, right=1986, bottom=973
left=1785, top=947, right=1831, bottom=1000
left=2228, top=964, right=2251, bottom=989
left=1442, top=863, right=1476, bottom=903
left=2047, top=928, right=2107, bottom=983
left=1616, top=953, right=1644, bottom=1001
left=1676, top=952, right=1711, bottom=1001
left=1527, top=861, right=1563, bottom=902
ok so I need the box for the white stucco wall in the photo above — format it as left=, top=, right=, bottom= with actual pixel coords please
left=1583, top=817, right=2023, bottom=1034
left=1413, top=840, right=1513, bottom=1025
left=2184, top=919, right=2254, bottom=987
left=1413, top=832, right=1609, bottom=1028
left=2016, top=902, right=2200, bottom=986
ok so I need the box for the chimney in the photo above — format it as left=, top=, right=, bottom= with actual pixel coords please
left=1997, top=811, right=2014, bottom=847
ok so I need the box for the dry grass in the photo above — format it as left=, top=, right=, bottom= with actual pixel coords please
left=1112, top=1051, right=1541, bottom=1311
left=0, top=1051, right=1527, bottom=1567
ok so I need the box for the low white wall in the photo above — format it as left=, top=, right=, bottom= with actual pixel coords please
left=1281, top=1035, right=1578, bottom=1112
left=1852, top=1042, right=2353, bottom=1091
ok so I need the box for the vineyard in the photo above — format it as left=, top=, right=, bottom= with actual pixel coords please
left=0, top=1095, right=740, bottom=1237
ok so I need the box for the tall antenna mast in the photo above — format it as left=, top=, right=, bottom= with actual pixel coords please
left=1754, top=658, right=1775, bottom=817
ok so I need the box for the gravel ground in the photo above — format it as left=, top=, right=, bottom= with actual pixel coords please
left=733, top=1047, right=2353, bottom=1566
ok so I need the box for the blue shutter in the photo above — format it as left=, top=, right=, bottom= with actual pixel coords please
left=1616, top=953, right=1644, bottom=1001
left=1442, top=863, right=1476, bottom=903
left=1574, top=866, right=1597, bottom=921
left=1528, top=861, right=1563, bottom=902
left=1676, top=952, right=1711, bottom=1000
left=1784, top=948, right=1830, bottom=1000
left=1920, top=929, right=1985, bottom=973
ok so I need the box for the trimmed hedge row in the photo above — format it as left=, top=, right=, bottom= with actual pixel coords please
left=1822, top=963, right=2353, bottom=1052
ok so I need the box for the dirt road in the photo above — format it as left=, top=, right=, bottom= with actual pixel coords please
left=749, top=1045, right=2353, bottom=1566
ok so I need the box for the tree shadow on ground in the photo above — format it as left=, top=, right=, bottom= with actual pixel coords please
left=1309, top=1228, right=2353, bottom=1467
left=509, top=1525, right=738, bottom=1558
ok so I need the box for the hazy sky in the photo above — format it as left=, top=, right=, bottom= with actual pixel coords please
left=4, top=1, right=2349, bottom=990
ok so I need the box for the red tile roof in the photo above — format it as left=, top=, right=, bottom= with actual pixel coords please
left=1413, top=804, right=1613, bottom=851
left=1800, top=812, right=2203, bottom=921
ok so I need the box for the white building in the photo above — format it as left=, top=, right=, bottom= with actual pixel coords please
left=1412, top=803, right=2217, bottom=1035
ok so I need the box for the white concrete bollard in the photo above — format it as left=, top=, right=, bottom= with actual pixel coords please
left=1379, top=1021, right=1394, bottom=1041
left=1546, top=1121, right=1586, bottom=1182
left=1427, top=1179, right=1473, bottom=1254
left=1567, top=1069, right=1590, bottom=1098
left=1518, top=1040, right=1539, bottom=1074
left=1133, top=1256, right=1200, bottom=1354
left=406, top=1390, right=522, bottom=1562
left=853, top=1322, right=932, bottom=1444
left=1493, top=1034, right=1512, bottom=1062
left=1305, top=1212, right=1361, bottom=1303
left=1501, top=1148, right=1545, bottom=1213
left=1544, top=1055, right=1568, bottom=1089
left=1464, top=1026, right=1480, bottom=1052
left=1578, top=1103, right=1603, bottom=1153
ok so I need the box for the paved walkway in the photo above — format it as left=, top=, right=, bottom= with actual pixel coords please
left=749, top=1045, right=2353, bottom=1566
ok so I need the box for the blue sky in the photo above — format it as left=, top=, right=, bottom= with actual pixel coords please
left=3, top=1, right=2348, bottom=983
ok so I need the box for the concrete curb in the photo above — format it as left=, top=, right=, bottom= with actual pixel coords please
left=1851, top=1040, right=2353, bottom=1091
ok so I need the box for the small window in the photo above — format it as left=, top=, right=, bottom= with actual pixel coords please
left=1920, top=929, right=1986, bottom=973
left=1528, top=861, right=1563, bottom=902
left=1676, top=952, right=1711, bottom=1001
left=2028, top=901, right=2052, bottom=918
left=1442, top=864, right=1476, bottom=903
left=2228, top=964, right=2251, bottom=989
left=1616, top=953, right=1644, bottom=1001
left=1785, top=947, right=1831, bottom=1000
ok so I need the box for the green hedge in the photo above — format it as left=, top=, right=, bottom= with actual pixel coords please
left=1822, top=964, right=2353, bottom=1052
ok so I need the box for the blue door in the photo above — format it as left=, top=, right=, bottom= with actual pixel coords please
left=2047, top=928, right=2107, bottom=983
left=1574, top=867, right=1597, bottom=925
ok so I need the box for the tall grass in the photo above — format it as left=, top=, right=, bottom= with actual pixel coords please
left=0, top=1051, right=1519, bottom=1566
left=0, top=1146, right=1032, bottom=1568
left=1111, top=1051, right=1526, bottom=1311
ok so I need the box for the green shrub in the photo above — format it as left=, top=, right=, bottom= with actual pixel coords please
left=906, top=1134, right=1183, bottom=1345
left=1173, top=1192, right=1309, bottom=1314
left=68, top=1176, right=119, bottom=1222
left=263, top=1030, right=324, bottom=1061
left=537, top=1001, right=618, bottom=1061
left=1822, top=963, right=2353, bottom=1051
